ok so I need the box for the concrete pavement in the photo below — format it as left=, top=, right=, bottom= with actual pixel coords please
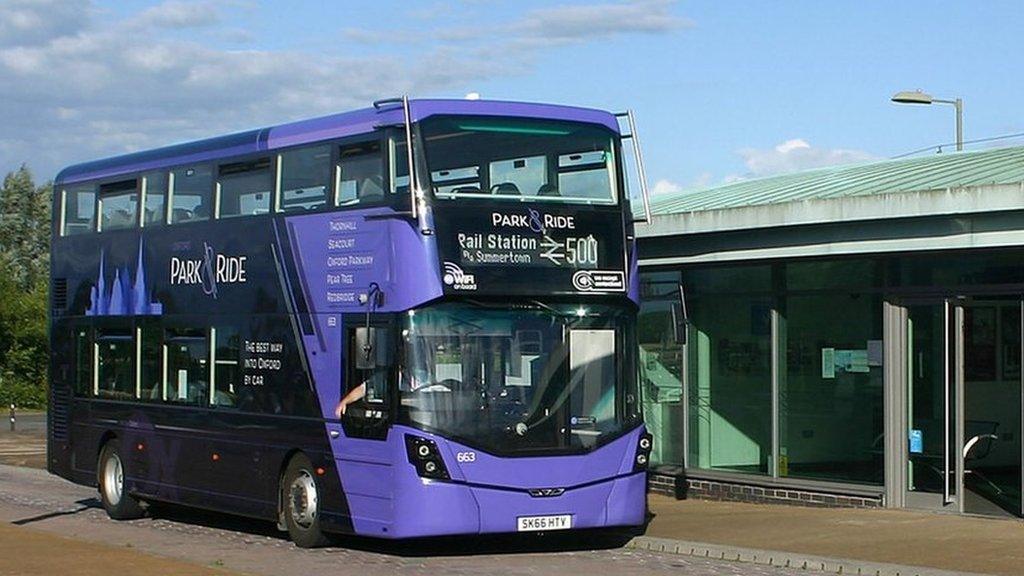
left=643, top=494, right=1024, bottom=576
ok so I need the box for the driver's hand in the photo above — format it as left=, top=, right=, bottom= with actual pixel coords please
left=334, top=401, right=346, bottom=418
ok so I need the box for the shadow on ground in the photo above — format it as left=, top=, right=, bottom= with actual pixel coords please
left=148, top=502, right=646, bottom=557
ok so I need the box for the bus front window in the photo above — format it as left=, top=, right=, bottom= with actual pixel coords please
left=420, top=116, right=618, bottom=205
left=399, top=302, right=638, bottom=454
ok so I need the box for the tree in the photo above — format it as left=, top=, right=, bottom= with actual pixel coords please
left=0, top=165, right=51, bottom=408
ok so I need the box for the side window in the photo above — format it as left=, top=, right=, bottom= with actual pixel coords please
left=139, top=321, right=162, bottom=401
left=74, top=327, right=93, bottom=396
left=170, top=165, right=213, bottom=224
left=212, top=326, right=241, bottom=407
left=164, top=328, right=209, bottom=404
left=336, top=141, right=384, bottom=206
left=142, top=172, right=168, bottom=227
left=62, top=184, right=96, bottom=236
left=390, top=136, right=410, bottom=195
left=279, top=145, right=331, bottom=212
left=98, top=180, right=138, bottom=232
left=341, top=323, right=392, bottom=437
left=218, top=158, right=273, bottom=218
left=95, top=329, right=135, bottom=400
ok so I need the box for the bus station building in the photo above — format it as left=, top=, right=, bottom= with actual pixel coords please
left=636, top=145, right=1024, bottom=519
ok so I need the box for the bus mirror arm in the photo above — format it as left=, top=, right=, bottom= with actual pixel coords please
left=396, top=95, right=433, bottom=236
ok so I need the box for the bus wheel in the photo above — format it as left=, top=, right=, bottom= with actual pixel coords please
left=97, top=441, right=145, bottom=520
left=282, top=454, right=331, bottom=548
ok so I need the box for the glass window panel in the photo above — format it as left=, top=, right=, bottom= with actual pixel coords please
left=897, top=251, right=1024, bottom=288
left=96, top=331, right=135, bottom=400
left=786, top=259, right=880, bottom=291
left=213, top=326, right=241, bottom=407
left=683, top=265, right=772, bottom=295
left=218, top=159, right=272, bottom=218
left=165, top=329, right=209, bottom=405
left=489, top=155, right=546, bottom=197
left=139, top=322, right=162, bottom=401
left=75, top=327, right=92, bottom=396
left=143, top=172, right=167, bottom=226
left=569, top=329, right=617, bottom=450
left=98, top=180, right=138, bottom=231
left=639, top=297, right=685, bottom=468
left=391, top=138, right=410, bottom=195
left=63, top=184, right=96, bottom=235
left=170, top=165, right=213, bottom=223
left=431, top=166, right=481, bottom=196
left=421, top=115, right=616, bottom=205
left=337, top=142, right=384, bottom=206
left=279, top=145, right=331, bottom=213
left=687, top=295, right=772, bottom=475
left=779, top=292, right=884, bottom=484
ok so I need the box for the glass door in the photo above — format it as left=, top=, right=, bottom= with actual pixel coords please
left=905, top=300, right=958, bottom=510
left=961, top=298, right=1022, bottom=517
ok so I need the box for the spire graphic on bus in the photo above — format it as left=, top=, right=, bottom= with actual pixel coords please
left=86, top=240, right=163, bottom=316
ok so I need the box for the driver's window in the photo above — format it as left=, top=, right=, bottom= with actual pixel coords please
left=344, top=326, right=391, bottom=414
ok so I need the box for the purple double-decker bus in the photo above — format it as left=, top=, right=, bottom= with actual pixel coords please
left=47, top=98, right=653, bottom=546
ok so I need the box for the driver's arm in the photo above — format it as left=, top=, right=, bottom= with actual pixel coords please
left=335, top=382, right=367, bottom=418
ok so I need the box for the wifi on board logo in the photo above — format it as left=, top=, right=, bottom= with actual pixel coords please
left=442, top=261, right=477, bottom=291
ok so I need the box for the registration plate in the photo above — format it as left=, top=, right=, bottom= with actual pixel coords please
left=516, top=514, right=572, bottom=532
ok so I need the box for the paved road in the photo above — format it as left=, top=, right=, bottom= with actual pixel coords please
left=0, top=412, right=46, bottom=468
left=0, top=464, right=807, bottom=576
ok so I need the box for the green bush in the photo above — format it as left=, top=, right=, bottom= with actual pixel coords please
left=0, top=166, right=51, bottom=410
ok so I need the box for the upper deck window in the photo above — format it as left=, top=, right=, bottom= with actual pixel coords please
left=336, top=141, right=385, bottom=206
left=218, top=158, right=273, bottom=218
left=421, top=116, right=618, bottom=205
left=170, top=165, right=213, bottom=223
left=61, top=183, right=96, bottom=236
left=142, top=172, right=167, bottom=226
left=98, top=180, right=138, bottom=232
left=279, top=145, right=331, bottom=212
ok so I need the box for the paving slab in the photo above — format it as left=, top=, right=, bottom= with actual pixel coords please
left=645, top=494, right=1024, bottom=576
left=0, top=522, right=244, bottom=575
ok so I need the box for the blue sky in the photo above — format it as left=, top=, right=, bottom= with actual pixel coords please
left=2, top=1, right=1023, bottom=195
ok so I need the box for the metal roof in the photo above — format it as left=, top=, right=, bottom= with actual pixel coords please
left=650, top=145, right=1024, bottom=215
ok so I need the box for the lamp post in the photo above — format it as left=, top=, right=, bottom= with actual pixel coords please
left=891, top=90, right=963, bottom=151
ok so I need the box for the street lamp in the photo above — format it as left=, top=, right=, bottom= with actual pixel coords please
left=891, top=90, right=964, bottom=151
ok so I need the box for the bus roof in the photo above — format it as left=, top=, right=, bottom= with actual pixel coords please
left=55, top=99, right=621, bottom=185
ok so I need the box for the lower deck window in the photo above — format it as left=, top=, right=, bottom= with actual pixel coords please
left=165, top=330, right=209, bottom=404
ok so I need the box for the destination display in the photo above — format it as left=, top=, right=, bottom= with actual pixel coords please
left=434, top=204, right=627, bottom=296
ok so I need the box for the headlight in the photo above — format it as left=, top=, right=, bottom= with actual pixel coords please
left=633, top=432, right=653, bottom=472
left=405, top=435, right=450, bottom=480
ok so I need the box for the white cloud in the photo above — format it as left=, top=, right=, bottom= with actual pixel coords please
left=651, top=179, right=683, bottom=196
left=515, top=0, right=691, bottom=43
left=0, top=1, right=689, bottom=178
left=736, top=138, right=878, bottom=178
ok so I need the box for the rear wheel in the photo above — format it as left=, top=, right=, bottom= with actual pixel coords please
left=97, top=441, right=145, bottom=520
left=282, top=454, right=331, bottom=548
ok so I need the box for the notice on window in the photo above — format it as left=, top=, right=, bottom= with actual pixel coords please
left=836, top=349, right=870, bottom=373
left=821, top=348, right=835, bottom=379
left=867, top=340, right=884, bottom=367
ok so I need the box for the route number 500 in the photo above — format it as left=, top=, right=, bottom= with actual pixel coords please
left=565, top=236, right=598, bottom=266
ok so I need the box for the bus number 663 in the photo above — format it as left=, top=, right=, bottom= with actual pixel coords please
left=456, top=451, right=476, bottom=463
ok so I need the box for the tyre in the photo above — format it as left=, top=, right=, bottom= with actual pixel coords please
left=282, top=454, right=331, bottom=548
left=97, top=441, right=145, bottom=520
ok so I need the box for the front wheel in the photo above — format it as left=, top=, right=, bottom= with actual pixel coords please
left=282, top=454, right=331, bottom=548
left=97, top=441, right=145, bottom=520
